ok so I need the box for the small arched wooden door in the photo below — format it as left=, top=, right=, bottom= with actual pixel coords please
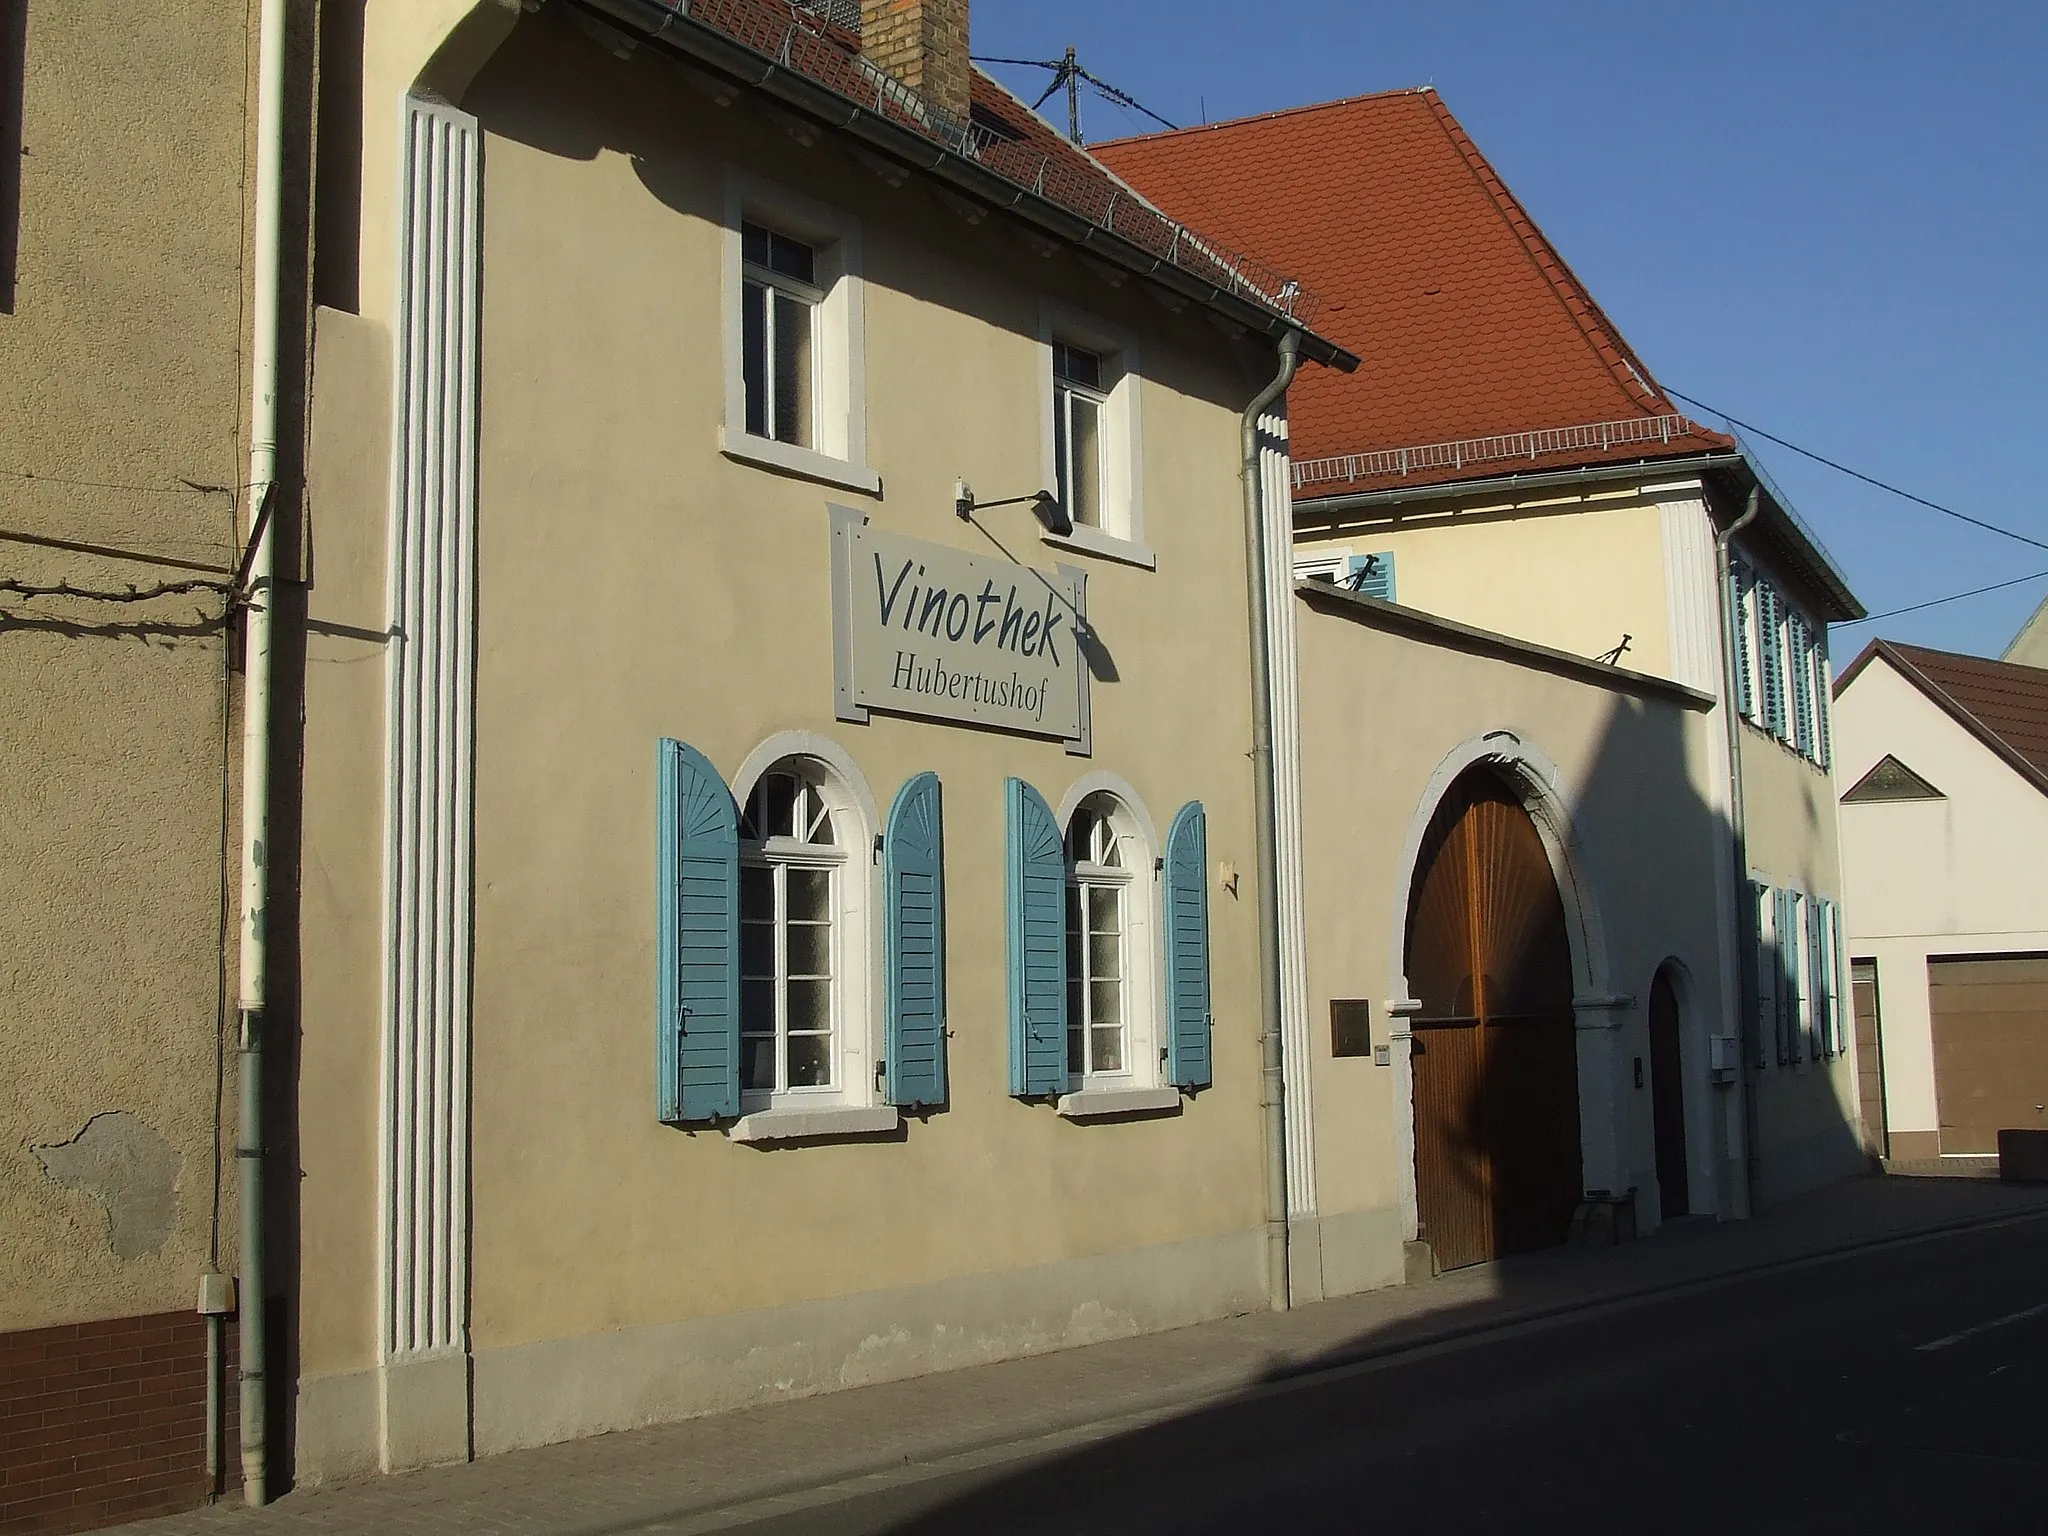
left=1405, top=768, right=1583, bottom=1269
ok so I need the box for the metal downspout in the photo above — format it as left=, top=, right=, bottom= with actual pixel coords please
left=236, top=0, right=287, bottom=1504
left=1714, top=488, right=1762, bottom=1219
left=1241, top=329, right=1303, bottom=1312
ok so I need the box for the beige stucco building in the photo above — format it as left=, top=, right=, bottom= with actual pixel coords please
left=3, top=0, right=1362, bottom=1518
left=1834, top=641, right=2048, bottom=1163
left=282, top=0, right=1349, bottom=1489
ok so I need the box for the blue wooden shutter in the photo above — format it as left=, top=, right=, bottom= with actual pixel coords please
left=1760, top=584, right=1787, bottom=740
left=1814, top=898, right=1833, bottom=1058
left=1786, top=890, right=1807, bottom=1063
left=1826, top=901, right=1843, bottom=1056
left=1163, top=801, right=1213, bottom=1090
left=657, top=738, right=741, bottom=1124
left=1347, top=551, right=1396, bottom=603
left=1814, top=630, right=1834, bottom=771
left=1825, top=899, right=1846, bottom=1055
left=885, top=772, right=947, bottom=1107
left=1771, top=886, right=1792, bottom=1066
left=1790, top=614, right=1815, bottom=758
left=1746, top=879, right=1769, bottom=1069
left=1006, top=777, right=1067, bottom=1097
left=1729, top=562, right=1756, bottom=723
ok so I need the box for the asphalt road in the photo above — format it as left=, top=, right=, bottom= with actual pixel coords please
left=719, top=1215, right=2048, bottom=1535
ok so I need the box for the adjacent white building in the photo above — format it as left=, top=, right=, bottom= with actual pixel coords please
left=1833, top=640, right=2048, bottom=1161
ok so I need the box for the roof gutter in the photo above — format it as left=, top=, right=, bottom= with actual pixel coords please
left=1706, top=457, right=1865, bottom=623
left=1293, top=451, right=1742, bottom=519
left=567, top=0, right=1357, bottom=371
left=1296, top=448, right=1865, bottom=623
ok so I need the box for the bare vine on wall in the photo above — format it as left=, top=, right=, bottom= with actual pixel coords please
left=1, top=482, right=276, bottom=643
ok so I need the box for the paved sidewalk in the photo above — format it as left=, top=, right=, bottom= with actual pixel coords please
left=114, top=1174, right=2048, bottom=1536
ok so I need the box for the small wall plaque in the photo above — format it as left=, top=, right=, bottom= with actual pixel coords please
left=1330, top=999, right=1373, bottom=1058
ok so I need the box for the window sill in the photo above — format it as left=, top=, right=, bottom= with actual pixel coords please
left=1055, top=1086, right=1183, bottom=1121
left=720, top=428, right=882, bottom=496
left=1041, top=523, right=1156, bottom=570
left=728, top=1105, right=899, bottom=1143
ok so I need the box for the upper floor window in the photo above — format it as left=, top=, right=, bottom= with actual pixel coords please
left=741, top=222, right=821, bottom=450
left=1294, top=549, right=1397, bottom=603
left=1731, top=558, right=1831, bottom=771
left=739, top=766, right=853, bottom=1101
left=721, top=175, right=878, bottom=496
left=1039, top=305, right=1150, bottom=566
left=1053, top=341, right=1108, bottom=531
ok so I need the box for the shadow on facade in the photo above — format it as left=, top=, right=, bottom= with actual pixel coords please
left=861, top=621, right=1874, bottom=1531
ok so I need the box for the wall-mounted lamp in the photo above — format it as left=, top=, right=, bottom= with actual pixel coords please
left=955, top=479, right=1073, bottom=538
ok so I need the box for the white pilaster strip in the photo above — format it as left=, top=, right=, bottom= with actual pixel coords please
left=380, top=96, right=481, bottom=1366
left=1661, top=492, right=1744, bottom=1215
left=1259, top=410, right=1317, bottom=1218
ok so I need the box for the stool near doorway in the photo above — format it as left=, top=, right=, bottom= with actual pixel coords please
left=1569, top=1188, right=1639, bottom=1246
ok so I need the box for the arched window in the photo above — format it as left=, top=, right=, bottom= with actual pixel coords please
left=737, top=760, right=865, bottom=1103
left=1065, top=793, right=1156, bottom=1087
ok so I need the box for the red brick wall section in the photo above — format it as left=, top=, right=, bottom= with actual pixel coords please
left=0, top=1311, right=231, bottom=1536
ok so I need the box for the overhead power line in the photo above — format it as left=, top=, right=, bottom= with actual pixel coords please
left=1665, top=387, right=2048, bottom=556
left=1834, top=567, right=2048, bottom=628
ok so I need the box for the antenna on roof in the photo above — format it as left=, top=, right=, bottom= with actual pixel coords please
left=971, top=48, right=1179, bottom=145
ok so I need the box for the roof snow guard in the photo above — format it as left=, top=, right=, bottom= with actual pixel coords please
left=570, top=0, right=1345, bottom=357
left=1293, top=412, right=1712, bottom=492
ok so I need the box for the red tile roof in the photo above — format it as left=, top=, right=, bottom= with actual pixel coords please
left=1840, top=640, right=2048, bottom=797
left=1094, top=89, right=1733, bottom=494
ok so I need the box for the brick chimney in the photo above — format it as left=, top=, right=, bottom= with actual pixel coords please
left=860, top=0, right=972, bottom=123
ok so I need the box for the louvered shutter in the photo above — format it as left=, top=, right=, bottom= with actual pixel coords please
left=1826, top=901, right=1843, bottom=1056
left=884, top=772, right=947, bottom=1107
left=1826, top=899, right=1847, bottom=1055
left=1760, top=584, right=1788, bottom=740
left=1728, top=562, right=1756, bottom=723
left=1814, top=630, right=1834, bottom=770
left=1347, top=551, right=1396, bottom=603
left=657, top=738, right=741, bottom=1124
left=1789, top=613, right=1814, bottom=757
left=1746, top=879, right=1770, bottom=1069
left=1770, top=886, right=1791, bottom=1066
left=1006, top=778, right=1067, bottom=1097
left=1163, top=801, right=1213, bottom=1090
left=1785, top=890, right=1806, bottom=1064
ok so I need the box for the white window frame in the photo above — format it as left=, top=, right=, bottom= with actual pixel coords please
left=721, top=171, right=878, bottom=496
left=727, top=740, right=886, bottom=1139
left=1293, top=551, right=1347, bottom=583
left=1055, top=784, right=1163, bottom=1108
left=1038, top=302, right=1151, bottom=568
left=740, top=224, right=825, bottom=452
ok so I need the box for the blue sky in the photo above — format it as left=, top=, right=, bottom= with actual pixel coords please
left=973, top=1, right=2048, bottom=659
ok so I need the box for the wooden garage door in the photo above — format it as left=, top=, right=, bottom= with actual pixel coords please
left=1929, top=955, right=2048, bottom=1155
left=1405, top=769, right=1582, bottom=1271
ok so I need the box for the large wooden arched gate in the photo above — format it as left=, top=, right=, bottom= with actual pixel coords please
left=1405, top=769, right=1583, bottom=1270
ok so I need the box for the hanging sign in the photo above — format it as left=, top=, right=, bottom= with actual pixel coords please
left=831, top=507, right=1091, bottom=752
